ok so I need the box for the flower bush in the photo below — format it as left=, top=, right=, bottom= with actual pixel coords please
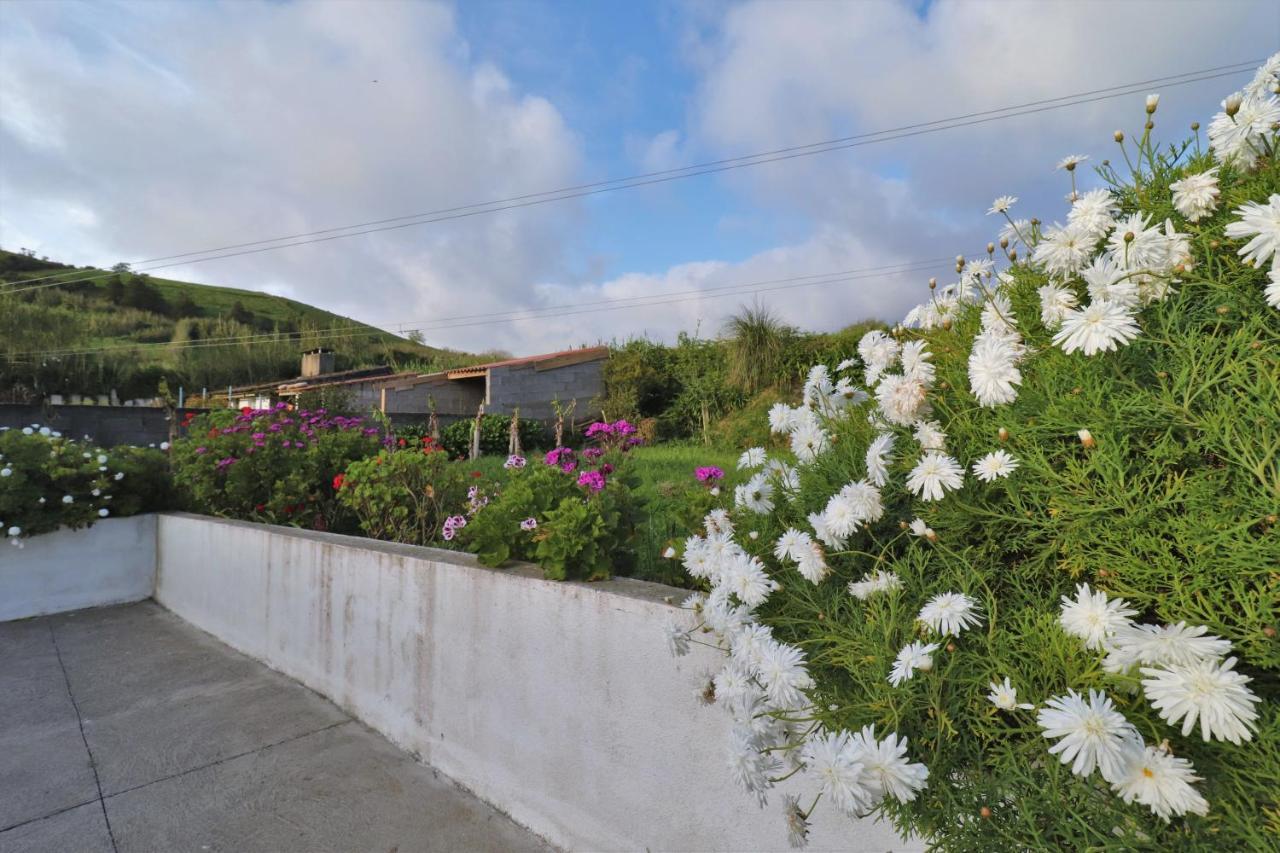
left=461, top=422, right=642, bottom=579
left=665, top=59, right=1280, bottom=850
left=0, top=424, right=169, bottom=546
left=171, top=404, right=382, bottom=530
left=334, top=441, right=471, bottom=546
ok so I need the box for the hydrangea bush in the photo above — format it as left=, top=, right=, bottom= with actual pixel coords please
left=171, top=404, right=382, bottom=530
left=0, top=424, right=169, bottom=547
left=665, top=58, right=1279, bottom=850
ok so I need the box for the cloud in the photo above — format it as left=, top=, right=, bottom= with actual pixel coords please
left=0, top=0, right=582, bottom=351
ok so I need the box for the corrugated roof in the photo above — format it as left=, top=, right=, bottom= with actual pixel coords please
left=444, top=345, right=609, bottom=379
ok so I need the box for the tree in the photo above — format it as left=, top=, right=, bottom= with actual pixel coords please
left=229, top=300, right=254, bottom=325
left=172, top=293, right=200, bottom=317
left=104, top=276, right=125, bottom=303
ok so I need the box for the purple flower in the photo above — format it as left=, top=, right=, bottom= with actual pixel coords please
left=577, top=470, right=606, bottom=492
left=520, top=517, right=538, bottom=531
left=582, top=447, right=604, bottom=461
left=584, top=422, right=613, bottom=438
left=503, top=454, right=527, bottom=469
left=611, top=419, right=637, bottom=436
left=215, top=456, right=237, bottom=470
left=441, top=514, right=468, bottom=541
left=600, top=463, right=615, bottom=475
left=195, top=446, right=208, bottom=455
left=695, top=466, right=725, bottom=483
left=545, top=447, right=575, bottom=467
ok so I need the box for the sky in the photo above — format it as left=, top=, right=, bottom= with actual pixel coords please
left=1, top=0, right=1277, bottom=356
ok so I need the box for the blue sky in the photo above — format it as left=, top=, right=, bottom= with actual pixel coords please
left=2, top=1, right=1276, bottom=354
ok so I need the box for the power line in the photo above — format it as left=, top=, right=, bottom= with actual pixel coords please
left=1, top=59, right=1258, bottom=297
left=1, top=257, right=952, bottom=362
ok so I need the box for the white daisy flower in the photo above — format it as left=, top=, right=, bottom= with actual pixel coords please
left=987, top=195, right=1017, bottom=215
left=1224, top=194, right=1280, bottom=268
left=848, top=725, right=929, bottom=803
left=888, top=641, right=939, bottom=686
left=918, top=591, right=982, bottom=637
left=663, top=617, right=692, bottom=657
left=847, top=570, right=902, bottom=600
left=800, top=731, right=877, bottom=817
left=1080, top=253, right=1140, bottom=309
left=727, top=728, right=778, bottom=807
left=1209, top=92, right=1280, bottom=169
left=864, top=432, right=895, bottom=487
left=1052, top=300, right=1141, bottom=356
left=1169, top=168, right=1220, bottom=222
left=1244, top=51, right=1280, bottom=100
left=987, top=677, right=1034, bottom=711
left=795, top=543, right=829, bottom=586
left=968, top=332, right=1022, bottom=407
left=756, top=639, right=816, bottom=710
left=1056, top=154, right=1089, bottom=171
left=1102, top=621, right=1232, bottom=672
left=857, top=330, right=902, bottom=385
left=1033, top=221, right=1095, bottom=277
left=1037, top=688, right=1133, bottom=781
left=908, top=517, right=933, bottom=538
left=1108, top=212, right=1170, bottom=275
left=773, top=528, right=810, bottom=563
left=768, top=402, right=798, bottom=434
left=1109, top=739, right=1209, bottom=822
left=789, top=422, right=830, bottom=464
left=781, top=794, right=809, bottom=848
left=1267, top=259, right=1280, bottom=309
left=875, top=374, right=929, bottom=426
left=906, top=451, right=964, bottom=502
left=737, top=447, right=767, bottom=470
left=724, top=555, right=779, bottom=609
left=1067, top=188, right=1120, bottom=242
left=735, top=473, right=775, bottom=515
left=1141, top=656, right=1260, bottom=744
left=899, top=340, right=935, bottom=386
left=912, top=419, right=947, bottom=450
left=972, top=450, right=1018, bottom=482
left=1059, top=583, right=1136, bottom=650
left=1037, top=283, right=1079, bottom=329
left=836, top=479, right=884, bottom=524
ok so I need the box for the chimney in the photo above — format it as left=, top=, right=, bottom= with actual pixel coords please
left=301, top=348, right=335, bottom=378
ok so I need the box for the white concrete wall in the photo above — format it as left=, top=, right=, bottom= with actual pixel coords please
left=0, top=515, right=156, bottom=621
left=155, top=513, right=918, bottom=852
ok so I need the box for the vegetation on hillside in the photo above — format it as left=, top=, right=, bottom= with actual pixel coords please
left=0, top=250, right=487, bottom=403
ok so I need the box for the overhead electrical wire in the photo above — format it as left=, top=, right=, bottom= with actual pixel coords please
left=0, top=256, right=954, bottom=362
left=0, top=58, right=1259, bottom=299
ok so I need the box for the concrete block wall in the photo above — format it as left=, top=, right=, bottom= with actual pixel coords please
left=0, top=404, right=174, bottom=448
left=485, top=360, right=605, bottom=420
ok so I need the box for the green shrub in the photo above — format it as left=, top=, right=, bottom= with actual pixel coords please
left=0, top=425, right=169, bottom=543
left=666, top=71, right=1280, bottom=852
left=335, top=446, right=469, bottom=546
left=440, top=414, right=544, bottom=458
left=171, top=404, right=381, bottom=530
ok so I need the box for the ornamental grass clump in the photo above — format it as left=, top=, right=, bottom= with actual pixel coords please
left=665, top=56, right=1279, bottom=850
left=0, top=424, right=169, bottom=547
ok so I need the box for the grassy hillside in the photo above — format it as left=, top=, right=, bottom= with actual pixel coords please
left=0, top=249, right=493, bottom=403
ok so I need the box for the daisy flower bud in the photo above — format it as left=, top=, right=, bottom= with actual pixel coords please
left=1114, top=130, right=1125, bottom=143
left=998, top=427, right=1009, bottom=442
left=1224, top=94, right=1242, bottom=117
left=986, top=242, right=995, bottom=255
left=1078, top=429, right=1095, bottom=449
left=1146, top=93, right=1159, bottom=114
left=1190, top=121, right=1200, bottom=131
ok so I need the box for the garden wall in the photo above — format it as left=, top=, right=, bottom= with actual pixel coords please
left=153, top=513, right=918, bottom=852
left=0, top=515, right=156, bottom=621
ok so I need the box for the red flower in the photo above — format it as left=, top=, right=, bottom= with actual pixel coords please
left=241, top=406, right=253, bottom=415
left=398, top=438, right=407, bottom=447
left=255, top=503, right=266, bottom=512
left=332, top=473, right=346, bottom=491
left=470, top=470, right=483, bottom=478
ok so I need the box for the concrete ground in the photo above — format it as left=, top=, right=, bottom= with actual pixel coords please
left=0, top=602, right=550, bottom=853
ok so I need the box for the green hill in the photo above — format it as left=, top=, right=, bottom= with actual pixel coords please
left=0, top=249, right=490, bottom=403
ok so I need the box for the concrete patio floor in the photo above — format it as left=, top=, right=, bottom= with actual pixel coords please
left=0, top=602, right=550, bottom=853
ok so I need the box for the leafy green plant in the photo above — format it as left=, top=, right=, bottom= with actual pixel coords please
left=335, top=445, right=469, bottom=545
left=440, top=414, right=544, bottom=458
left=0, top=425, right=169, bottom=542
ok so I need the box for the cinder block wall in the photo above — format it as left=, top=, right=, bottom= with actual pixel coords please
left=486, top=361, right=605, bottom=420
